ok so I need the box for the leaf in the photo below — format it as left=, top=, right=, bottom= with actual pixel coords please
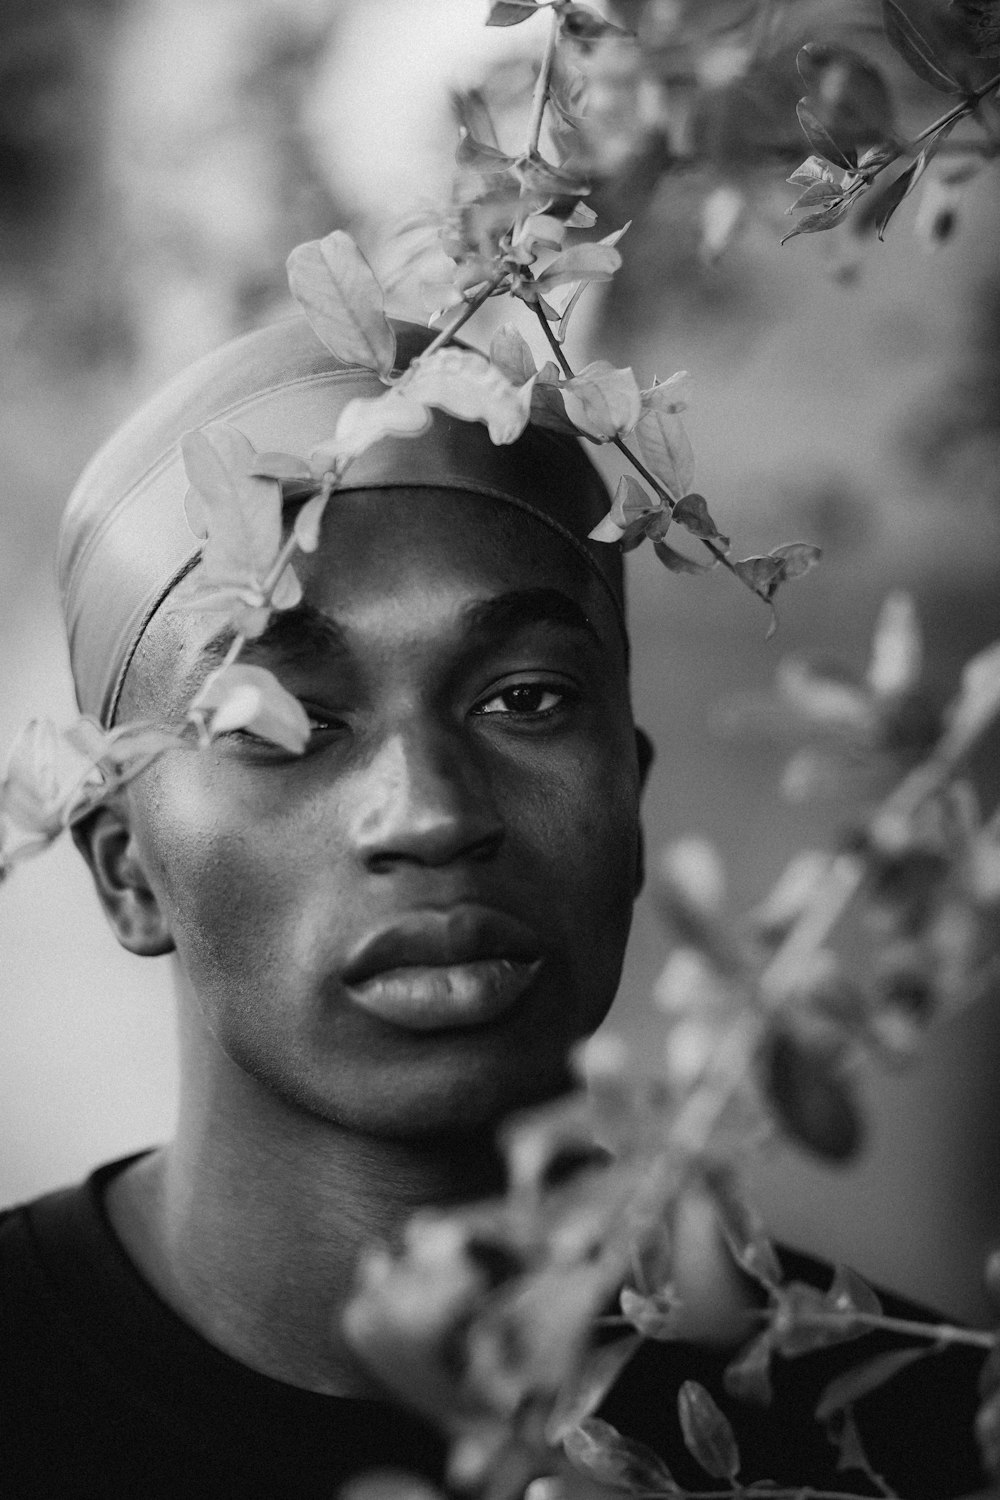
left=562, top=361, right=642, bottom=441
left=773, top=543, right=827, bottom=582
left=565, top=200, right=598, bottom=229
left=824, top=1406, right=892, bottom=1489
left=748, top=852, right=834, bottom=946
left=514, top=152, right=591, bottom=199
left=293, top=494, right=329, bottom=554
left=677, top=1381, right=741, bottom=1481
left=815, top=1347, right=927, bottom=1424
left=762, top=1024, right=863, bottom=1162
left=872, top=158, right=923, bottom=240
left=701, top=185, right=745, bottom=262
left=770, top=1280, right=870, bottom=1358
left=673, top=494, right=729, bottom=548
left=456, top=131, right=516, bottom=177
left=827, top=1264, right=883, bottom=1322
left=945, top=639, right=1000, bottom=761
left=790, top=181, right=843, bottom=210
left=774, top=657, right=874, bottom=734
left=534, top=242, right=622, bottom=293
left=311, top=389, right=432, bottom=472
left=251, top=451, right=312, bottom=483
left=796, top=44, right=896, bottom=151
left=653, top=540, right=714, bottom=574
left=640, top=370, right=691, bottom=415
left=287, top=232, right=396, bottom=376
left=635, top=399, right=694, bottom=500
left=881, top=0, right=964, bottom=91
left=181, top=423, right=257, bottom=537
left=486, top=0, right=539, bottom=24
left=530, top=379, right=580, bottom=435
left=619, top=1287, right=683, bottom=1340
left=867, top=592, right=922, bottom=698
left=189, top=665, right=311, bottom=754
left=489, top=324, right=538, bottom=386
left=556, top=225, right=630, bottom=341
left=781, top=195, right=853, bottom=242
left=558, top=3, right=631, bottom=40
left=707, top=1167, right=783, bottom=1290
left=510, top=213, right=568, bottom=263
left=545, top=1334, right=642, bottom=1442
left=796, top=101, right=856, bottom=171
left=180, top=424, right=285, bottom=596
left=609, top=474, right=661, bottom=529
left=724, top=1334, right=774, bottom=1406
left=0, top=718, right=95, bottom=851
left=404, top=348, right=535, bottom=445
left=563, top=1418, right=682, bottom=1494
left=788, top=155, right=840, bottom=187
left=735, top=544, right=821, bottom=610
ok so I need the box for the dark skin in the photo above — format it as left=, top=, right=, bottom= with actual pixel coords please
left=75, top=488, right=650, bottom=1396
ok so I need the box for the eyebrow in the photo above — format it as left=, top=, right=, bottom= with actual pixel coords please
left=181, top=586, right=604, bottom=700
left=177, top=607, right=348, bottom=704
left=458, top=588, right=604, bottom=652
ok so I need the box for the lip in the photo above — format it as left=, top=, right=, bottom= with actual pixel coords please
left=342, top=905, right=546, bottom=1032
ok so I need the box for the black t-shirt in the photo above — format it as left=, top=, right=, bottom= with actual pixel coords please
left=0, top=1156, right=989, bottom=1499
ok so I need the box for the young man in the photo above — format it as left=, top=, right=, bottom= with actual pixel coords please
left=0, top=315, right=987, bottom=1498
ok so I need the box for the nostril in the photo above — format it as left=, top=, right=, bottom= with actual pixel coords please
left=363, top=822, right=503, bottom=874
left=349, top=730, right=504, bottom=870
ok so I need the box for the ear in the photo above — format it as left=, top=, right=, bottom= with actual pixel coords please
left=633, top=726, right=654, bottom=896
left=71, top=806, right=174, bottom=957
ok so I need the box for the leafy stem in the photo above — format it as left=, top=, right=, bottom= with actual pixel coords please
left=764, top=1308, right=997, bottom=1351
left=531, top=299, right=739, bottom=578
left=526, top=3, right=561, bottom=157
left=418, top=270, right=510, bottom=363
left=911, top=67, right=1000, bottom=149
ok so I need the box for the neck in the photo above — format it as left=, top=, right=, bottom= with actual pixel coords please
left=106, top=1014, right=505, bottom=1398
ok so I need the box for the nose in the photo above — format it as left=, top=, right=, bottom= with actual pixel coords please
left=348, top=726, right=504, bottom=872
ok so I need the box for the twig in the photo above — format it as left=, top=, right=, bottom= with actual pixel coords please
left=911, top=68, right=1000, bottom=150
left=417, top=271, right=510, bottom=363
left=526, top=5, right=561, bottom=157
left=531, top=301, right=740, bottom=578
left=765, top=1308, right=996, bottom=1351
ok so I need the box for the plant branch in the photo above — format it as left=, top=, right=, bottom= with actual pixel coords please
left=533, top=301, right=574, bottom=376
left=418, top=271, right=510, bottom=363
left=526, top=5, right=561, bottom=157
left=912, top=68, right=1000, bottom=149
left=765, top=1308, right=996, bottom=1351
left=532, top=301, right=743, bottom=578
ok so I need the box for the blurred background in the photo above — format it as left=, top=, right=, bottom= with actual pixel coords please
left=2, top=0, right=999, bottom=1321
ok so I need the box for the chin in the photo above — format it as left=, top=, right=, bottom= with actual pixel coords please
left=313, top=1043, right=579, bottom=1144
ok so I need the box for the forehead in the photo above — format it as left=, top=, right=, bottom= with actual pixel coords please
left=122, top=488, right=628, bottom=714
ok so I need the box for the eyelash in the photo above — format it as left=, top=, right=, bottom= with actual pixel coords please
left=471, top=681, right=570, bottom=719
left=224, top=681, right=573, bottom=753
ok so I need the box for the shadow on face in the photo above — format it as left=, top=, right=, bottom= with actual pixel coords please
left=80, top=489, right=650, bottom=1139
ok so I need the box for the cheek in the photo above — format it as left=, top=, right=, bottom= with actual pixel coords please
left=128, top=759, right=321, bottom=991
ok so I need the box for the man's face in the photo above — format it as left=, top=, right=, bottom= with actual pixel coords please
left=117, top=489, right=644, bottom=1138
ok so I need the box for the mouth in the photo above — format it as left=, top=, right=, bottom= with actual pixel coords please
left=342, top=905, right=546, bottom=1032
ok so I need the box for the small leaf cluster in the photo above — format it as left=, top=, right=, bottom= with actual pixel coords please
left=784, top=4, right=1000, bottom=245
left=0, top=718, right=185, bottom=878
left=341, top=593, right=1000, bottom=1500
left=467, top=0, right=1000, bottom=264
left=0, top=0, right=825, bottom=857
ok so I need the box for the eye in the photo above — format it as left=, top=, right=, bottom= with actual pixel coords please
left=472, top=682, right=567, bottom=718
